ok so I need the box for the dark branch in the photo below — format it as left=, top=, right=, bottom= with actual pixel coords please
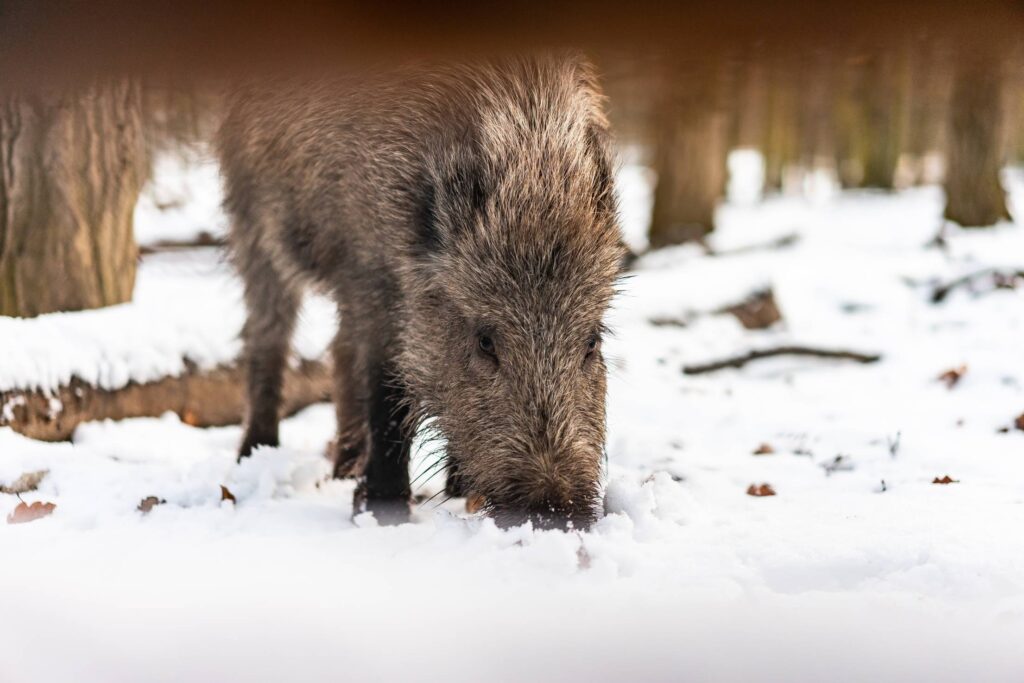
left=682, top=345, right=882, bottom=375
left=930, top=268, right=1024, bottom=303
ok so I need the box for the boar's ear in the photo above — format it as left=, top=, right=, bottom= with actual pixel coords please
left=443, top=156, right=489, bottom=222
left=586, top=123, right=617, bottom=220
left=412, top=175, right=443, bottom=254
left=411, top=153, right=489, bottom=255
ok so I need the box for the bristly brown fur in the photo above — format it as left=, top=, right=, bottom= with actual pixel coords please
left=218, top=53, right=625, bottom=528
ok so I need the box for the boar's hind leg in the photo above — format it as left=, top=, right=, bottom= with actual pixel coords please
left=354, top=362, right=412, bottom=524
left=237, top=248, right=300, bottom=460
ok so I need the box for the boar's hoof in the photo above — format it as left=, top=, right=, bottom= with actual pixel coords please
left=237, top=429, right=279, bottom=462
left=353, top=481, right=410, bottom=525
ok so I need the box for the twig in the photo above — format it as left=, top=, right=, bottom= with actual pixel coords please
left=622, top=234, right=798, bottom=271
left=138, top=231, right=225, bottom=255
left=682, top=345, right=882, bottom=375
left=931, top=268, right=1024, bottom=303
left=706, top=233, right=800, bottom=257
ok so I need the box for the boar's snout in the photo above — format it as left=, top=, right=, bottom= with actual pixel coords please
left=486, top=464, right=602, bottom=531
left=491, top=504, right=597, bottom=531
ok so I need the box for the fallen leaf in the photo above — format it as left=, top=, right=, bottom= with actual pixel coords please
left=753, top=443, right=775, bottom=455
left=0, top=469, right=48, bottom=495
left=137, top=496, right=166, bottom=514
left=220, top=485, right=236, bottom=504
left=465, top=493, right=486, bottom=514
left=1015, top=413, right=1024, bottom=432
left=7, top=501, right=56, bottom=524
left=719, top=288, right=783, bottom=330
left=932, top=475, right=959, bottom=485
left=938, top=365, right=967, bottom=389
left=746, top=483, right=776, bottom=497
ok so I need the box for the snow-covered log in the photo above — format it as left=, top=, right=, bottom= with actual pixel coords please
left=0, top=359, right=331, bottom=442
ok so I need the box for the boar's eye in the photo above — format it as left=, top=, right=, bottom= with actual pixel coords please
left=585, top=334, right=600, bottom=359
left=478, top=333, right=497, bottom=359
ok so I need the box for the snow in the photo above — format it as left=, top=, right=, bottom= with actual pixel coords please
left=1, top=152, right=1024, bottom=682
left=0, top=248, right=336, bottom=393
left=133, top=147, right=229, bottom=247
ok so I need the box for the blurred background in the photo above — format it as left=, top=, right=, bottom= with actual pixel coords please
left=1, top=1, right=1022, bottom=320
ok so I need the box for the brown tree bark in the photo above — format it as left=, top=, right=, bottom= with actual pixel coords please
left=649, top=67, right=729, bottom=247
left=902, top=41, right=952, bottom=185
left=834, top=54, right=903, bottom=190
left=762, top=61, right=799, bottom=192
left=0, top=81, right=147, bottom=317
left=944, top=57, right=1012, bottom=227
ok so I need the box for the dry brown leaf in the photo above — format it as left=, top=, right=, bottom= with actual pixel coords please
left=938, top=365, right=967, bottom=389
left=137, top=496, right=166, bottom=514
left=465, top=493, right=486, bottom=514
left=746, top=483, right=776, bottom=497
left=932, top=475, right=959, bottom=485
left=0, top=470, right=48, bottom=495
left=720, top=288, right=783, bottom=330
left=753, top=443, right=775, bottom=455
left=220, top=485, right=237, bottom=504
left=1015, top=413, right=1024, bottom=432
left=7, top=501, right=56, bottom=524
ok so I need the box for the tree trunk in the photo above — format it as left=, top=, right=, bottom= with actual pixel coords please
left=649, top=69, right=729, bottom=247
left=860, top=55, right=903, bottom=189
left=762, top=61, right=798, bottom=193
left=903, top=40, right=952, bottom=185
left=944, top=58, right=1012, bottom=227
left=834, top=54, right=903, bottom=190
left=0, top=81, right=146, bottom=317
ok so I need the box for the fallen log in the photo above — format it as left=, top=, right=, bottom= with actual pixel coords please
left=137, top=231, right=226, bottom=255
left=0, top=359, right=332, bottom=442
left=682, top=346, right=881, bottom=375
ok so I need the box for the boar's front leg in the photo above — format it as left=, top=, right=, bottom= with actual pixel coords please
left=354, top=359, right=412, bottom=524
left=331, top=324, right=368, bottom=479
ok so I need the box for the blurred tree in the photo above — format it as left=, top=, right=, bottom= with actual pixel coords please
left=1005, top=52, right=1024, bottom=165
left=902, top=41, right=951, bottom=185
left=796, top=54, right=837, bottom=172
left=943, top=56, right=1011, bottom=227
left=730, top=52, right=767, bottom=150
left=762, top=61, right=799, bottom=192
left=141, top=81, right=221, bottom=157
left=834, top=53, right=904, bottom=190
left=649, top=65, right=730, bottom=246
left=0, top=81, right=147, bottom=317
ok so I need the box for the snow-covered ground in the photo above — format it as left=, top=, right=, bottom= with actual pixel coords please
left=1, top=151, right=1023, bottom=682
